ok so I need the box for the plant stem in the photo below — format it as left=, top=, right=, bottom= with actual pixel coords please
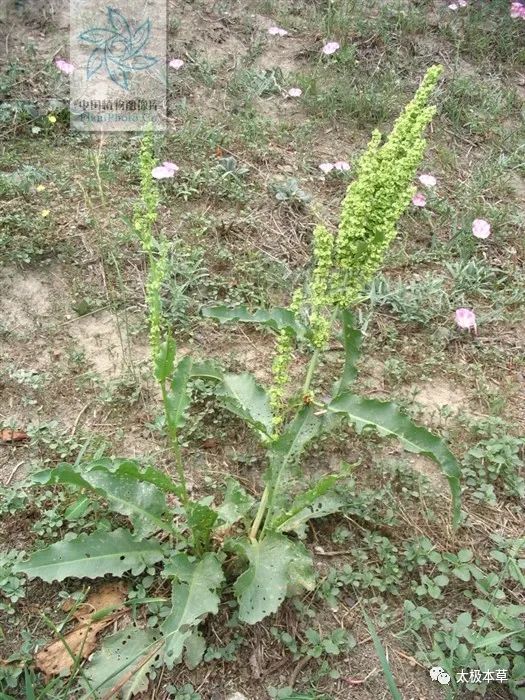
left=249, top=485, right=269, bottom=541
left=160, top=382, right=190, bottom=510
left=302, top=348, right=321, bottom=395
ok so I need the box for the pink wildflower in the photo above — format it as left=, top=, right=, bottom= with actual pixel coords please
left=152, top=161, right=179, bottom=179
left=412, top=192, right=427, bottom=207
left=169, top=59, right=184, bottom=70
left=455, top=308, right=477, bottom=332
left=319, top=162, right=334, bottom=174
left=334, top=160, right=350, bottom=171
left=55, top=58, right=75, bottom=75
left=448, top=3, right=459, bottom=9
left=287, top=87, right=302, bottom=97
left=418, top=173, right=437, bottom=187
left=268, top=26, right=288, bottom=36
left=472, top=219, right=491, bottom=239
left=322, top=41, right=340, bottom=55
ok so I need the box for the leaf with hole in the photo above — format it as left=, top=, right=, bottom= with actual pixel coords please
left=32, top=463, right=171, bottom=537
left=15, top=528, right=164, bottom=582
left=82, top=626, right=161, bottom=699
left=216, top=478, right=254, bottom=526
left=161, top=553, right=224, bottom=668
left=228, top=534, right=315, bottom=624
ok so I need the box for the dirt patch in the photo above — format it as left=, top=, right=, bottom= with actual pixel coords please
left=408, top=379, right=467, bottom=420
left=67, top=310, right=149, bottom=377
left=0, top=265, right=68, bottom=334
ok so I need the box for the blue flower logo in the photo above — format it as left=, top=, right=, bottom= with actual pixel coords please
left=79, top=6, right=158, bottom=90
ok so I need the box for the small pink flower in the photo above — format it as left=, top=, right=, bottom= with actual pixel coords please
left=472, top=218, right=491, bottom=239
left=458, top=0, right=468, bottom=5
left=268, top=26, right=288, bottom=36
left=287, top=87, right=302, bottom=97
left=412, top=192, right=427, bottom=207
left=334, top=160, right=350, bottom=171
left=162, top=161, right=179, bottom=173
left=55, top=58, right=75, bottom=75
left=418, top=173, right=437, bottom=187
left=169, top=58, right=184, bottom=70
left=510, top=1, right=525, bottom=17
left=448, top=2, right=458, bottom=9
left=455, top=308, right=477, bottom=332
left=319, top=162, right=334, bottom=174
left=152, top=162, right=179, bottom=179
left=322, top=41, right=340, bottom=55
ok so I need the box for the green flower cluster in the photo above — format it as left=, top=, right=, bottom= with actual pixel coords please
left=269, top=289, right=304, bottom=433
left=331, top=65, right=443, bottom=306
left=134, top=132, right=168, bottom=362
left=309, top=224, right=334, bottom=349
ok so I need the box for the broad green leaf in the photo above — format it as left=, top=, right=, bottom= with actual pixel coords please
left=183, top=631, right=206, bottom=670
left=34, top=458, right=183, bottom=495
left=328, top=393, right=461, bottom=526
left=161, top=553, right=224, bottom=668
left=273, top=474, right=339, bottom=530
left=32, top=463, right=172, bottom=537
left=216, top=372, right=273, bottom=439
left=276, top=493, right=344, bottom=536
left=202, top=305, right=306, bottom=339
left=229, top=534, right=315, bottom=624
left=190, top=360, right=223, bottom=382
left=187, top=502, right=218, bottom=552
left=270, top=405, right=324, bottom=470
left=333, top=309, right=362, bottom=394
left=216, top=477, right=255, bottom=526
left=16, top=528, right=164, bottom=582
left=64, top=496, right=91, bottom=521
left=154, top=337, right=176, bottom=382
left=473, top=630, right=522, bottom=650
left=166, top=356, right=193, bottom=430
left=82, top=626, right=160, bottom=699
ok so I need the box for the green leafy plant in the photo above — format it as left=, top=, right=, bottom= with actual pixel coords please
left=15, top=66, right=462, bottom=691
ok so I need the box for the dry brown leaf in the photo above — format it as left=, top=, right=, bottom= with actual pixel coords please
left=73, top=581, right=128, bottom=622
left=36, top=582, right=128, bottom=677
left=0, top=428, right=29, bottom=443
left=35, top=620, right=108, bottom=676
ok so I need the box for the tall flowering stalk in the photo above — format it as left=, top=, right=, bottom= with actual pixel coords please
left=269, top=65, right=443, bottom=414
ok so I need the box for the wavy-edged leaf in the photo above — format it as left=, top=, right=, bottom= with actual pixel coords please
left=32, top=463, right=172, bottom=537
left=274, top=475, right=343, bottom=534
left=166, top=356, right=193, bottom=430
left=229, top=534, right=315, bottom=624
left=202, top=305, right=306, bottom=339
left=216, top=478, right=254, bottom=526
left=216, top=372, right=273, bottom=439
left=86, top=48, right=104, bottom=79
left=270, top=405, right=324, bottom=468
left=82, top=626, right=160, bottom=699
left=161, top=553, right=224, bottom=668
left=333, top=309, right=362, bottom=395
left=187, top=502, right=217, bottom=552
left=154, top=337, right=176, bottom=383
left=190, top=360, right=223, bottom=382
left=16, top=528, right=164, bottom=582
left=83, top=458, right=182, bottom=495
left=328, top=393, right=461, bottom=526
